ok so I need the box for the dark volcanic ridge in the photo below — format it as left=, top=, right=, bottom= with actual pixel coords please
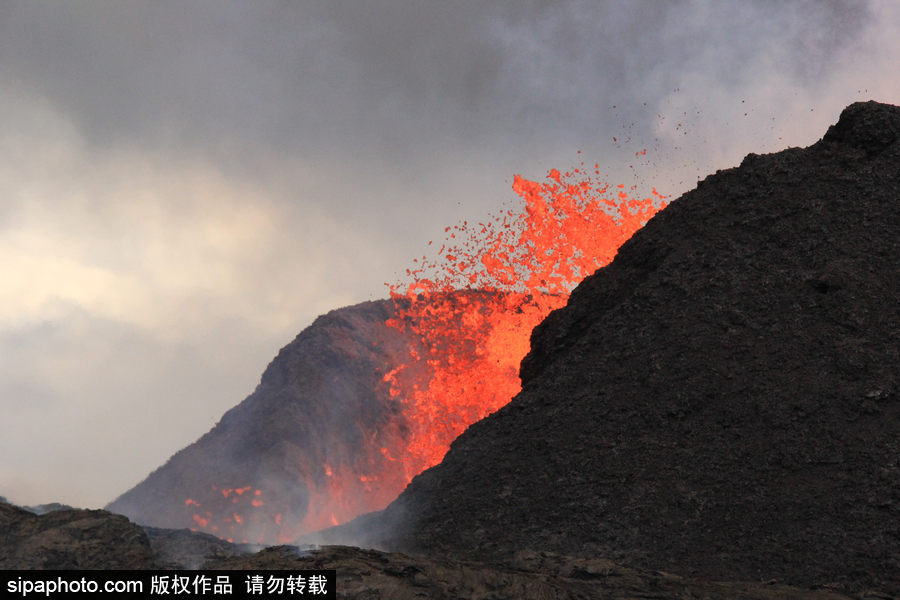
left=106, top=288, right=512, bottom=544
left=106, top=298, right=425, bottom=543
left=0, top=500, right=154, bottom=569
left=313, top=101, right=900, bottom=595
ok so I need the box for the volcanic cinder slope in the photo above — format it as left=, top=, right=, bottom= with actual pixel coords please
left=107, top=298, right=427, bottom=543
left=318, top=101, right=900, bottom=594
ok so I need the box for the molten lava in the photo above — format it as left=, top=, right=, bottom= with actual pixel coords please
left=384, top=166, right=666, bottom=480
left=186, top=485, right=272, bottom=544
left=185, top=165, right=666, bottom=543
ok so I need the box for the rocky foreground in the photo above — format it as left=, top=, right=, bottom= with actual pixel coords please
left=2, top=501, right=890, bottom=599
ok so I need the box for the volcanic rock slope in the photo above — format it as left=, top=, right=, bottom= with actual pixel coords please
left=107, top=298, right=425, bottom=541
left=0, top=501, right=154, bottom=569
left=327, top=101, right=900, bottom=594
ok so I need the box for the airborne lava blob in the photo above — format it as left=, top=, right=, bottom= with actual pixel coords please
left=185, top=166, right=666, bottom=543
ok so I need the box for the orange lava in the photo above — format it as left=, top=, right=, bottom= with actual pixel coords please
left=186, top=485, right=278, bottom=544
left=186, top=166, right=666, bottom=543
left=384, top=166, right=666, bottom=479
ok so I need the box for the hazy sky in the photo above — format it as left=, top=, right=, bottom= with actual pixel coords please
left=1, top=1, right=897, bottom=509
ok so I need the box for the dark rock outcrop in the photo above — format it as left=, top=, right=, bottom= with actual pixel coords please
left=209, top=545, right=865, bottom=600
left=0, top=497, right=875, bottom=597
left=0, top=498, right=882, bottom=598
left=0, top=501, right=154, bottom=569
left=319, top=101, right=900, bottom=595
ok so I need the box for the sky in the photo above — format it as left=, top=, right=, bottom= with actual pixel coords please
left=1, top=0, right=898, bottom=509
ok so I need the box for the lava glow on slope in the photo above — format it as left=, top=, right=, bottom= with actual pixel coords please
left=186, top=166, right=666, bottom=543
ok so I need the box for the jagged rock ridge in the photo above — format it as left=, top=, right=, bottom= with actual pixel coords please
left=319, top=101, right=900, bottom=595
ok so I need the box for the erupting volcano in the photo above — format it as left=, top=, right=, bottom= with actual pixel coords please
left=107, top=166, right=665, bottom=544
left=16, top=101, right=896, bottom=597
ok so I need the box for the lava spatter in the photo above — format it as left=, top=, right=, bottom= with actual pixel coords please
left=187, top=167, right=665, bottom=543
left=384, top=167, right=666, bottom=484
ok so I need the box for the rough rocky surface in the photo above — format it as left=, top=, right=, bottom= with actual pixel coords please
left=210, top=545, right=879, bottom=600
left=106, top=298, right=425, bottom=543
left=8, top=501, right=881, bottom=599
left=144, top=526, right=248, bottom=569
left=0, top=500, right=154, bottom=569
left=317, top=101, right=900, bottom=595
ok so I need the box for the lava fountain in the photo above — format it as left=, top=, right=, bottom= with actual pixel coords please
left=383, top=166, right=666, bottom=482
left=182, top=165, right=666, bottom=543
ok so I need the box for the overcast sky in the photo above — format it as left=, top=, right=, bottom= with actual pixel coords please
left=1, top=1, right=897, bottom=509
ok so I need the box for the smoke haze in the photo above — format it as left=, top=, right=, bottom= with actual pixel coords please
left=1, top=0, right=897, bottom=508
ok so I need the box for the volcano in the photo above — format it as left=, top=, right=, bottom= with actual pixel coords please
left=107, top=290, right=583, bottom=545
left=107, top=299, right=411, bottom=542
left=103, top=101, right=898, bottom=595
left=314, top=101, right=900, bottom=594
left=108, top=163, right=662, bottom=545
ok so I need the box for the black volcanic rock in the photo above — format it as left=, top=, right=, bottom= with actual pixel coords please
left=0, top=499, right=867, bottom=597
left=209, top=545, right=862, bottom=600
left=319, top=102, right=900, bottom=594
left=0, top=501, right=154, bottom=569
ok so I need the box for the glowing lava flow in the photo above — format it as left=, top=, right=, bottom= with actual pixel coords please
left=186, top=486, right=270, bottom=544
left=185, top=165, right=666, bottom=543
left=384, top=165, right=667, bottom=483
